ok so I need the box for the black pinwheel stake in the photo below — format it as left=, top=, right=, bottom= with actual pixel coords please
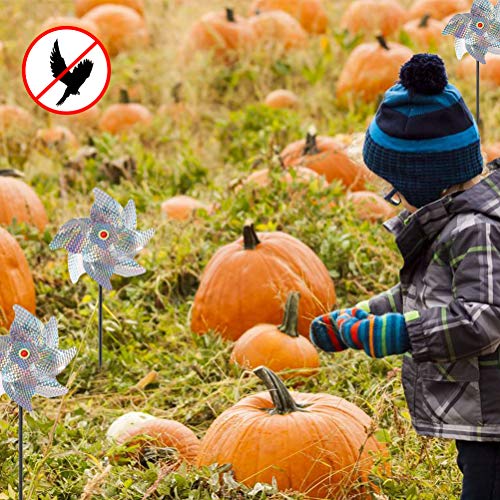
left=49, top=188, right=154, bottom=370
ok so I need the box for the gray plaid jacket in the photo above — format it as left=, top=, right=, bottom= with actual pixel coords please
left=367, top=169, right=500, bottom=442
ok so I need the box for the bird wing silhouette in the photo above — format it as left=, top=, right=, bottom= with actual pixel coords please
left=71, top=59, right=93, bottom=90
left=50, top=40, right=73, bottom=86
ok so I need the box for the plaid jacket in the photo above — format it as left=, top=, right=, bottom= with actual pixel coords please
left=367, top=169, right=500, bottom=442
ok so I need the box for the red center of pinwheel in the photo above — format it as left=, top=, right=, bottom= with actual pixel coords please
left=99, top=230, right=109, bottom=240
left=19, top=349, right=30, bottom=359
left=477, top=22, right=484, bottom=28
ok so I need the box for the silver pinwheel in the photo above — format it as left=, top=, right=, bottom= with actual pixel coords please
left=50, top=188, right=154, bottom=369
left=0, top=305, right=76, bottom=500
left=443, top=0, right=500, bottom=64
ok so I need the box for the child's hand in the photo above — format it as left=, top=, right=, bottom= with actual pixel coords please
left=311, top=309, right=410, bottom=358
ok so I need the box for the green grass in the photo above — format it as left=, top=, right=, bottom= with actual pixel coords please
left=0, top=0, right=488, bottom=497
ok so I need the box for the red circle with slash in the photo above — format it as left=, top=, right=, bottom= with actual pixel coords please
left=22, top=26, right=111, bottom=115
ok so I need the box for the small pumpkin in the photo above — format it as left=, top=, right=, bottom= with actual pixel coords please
left=75, top=0, right=145, bottom=17
left=57, top=105, right=101, bottom=128
left=484, top=143, right=500, bottom=163
left=197, top=366, right=388, bottom=498
left=99, top=89, right=152, bottom=134
left=82, top=4, right=148, bottom=56
left=111, top=415, right=200, bottom=465
left=264, top=89, right=298, bottom=109
left=408, top=0, right=468, bottom=20
left=280, top=131, right=367, bottom=190
left=191, top=223, right=335, bottom=341
left=336, top=35, right=413, bottom=104
left=249, top=10, right=307, bottom=50
left=402, top=14, right=444, bottom=48
left=0, top=105, right=33, bottom=135
left=249, top=0, right=328, bottom=34
left=0, top=227, right=36, bottom=328
left=0, top=170, right=48, bottom=231
left=181, top=8, right=255, bottom=63
left=161, top=195, right=212, bottom=221
left=36, top=126, right=79, bottom=149
left=107, top=411, right=156, bottom=441
left=457, top=53, right=500, bottom=85
left=230, top=292, right=320, bottom=377
left=158, top=82, right=194, bottom=123
left=340, top=0, right=407, bottom=37
left=346, top=191, right=397, bottom=222
left=240, top=165, right=328, bottom=190
left=40, top=16, right=101, bottom=36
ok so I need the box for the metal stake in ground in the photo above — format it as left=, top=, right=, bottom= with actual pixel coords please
left=19, top=406, right=23, bottom=500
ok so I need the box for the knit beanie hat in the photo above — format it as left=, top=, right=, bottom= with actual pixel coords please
left=363, top=54, right=483, bottom=208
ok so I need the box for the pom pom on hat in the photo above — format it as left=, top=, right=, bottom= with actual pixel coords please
left=399, top=53, right=448, bottom=95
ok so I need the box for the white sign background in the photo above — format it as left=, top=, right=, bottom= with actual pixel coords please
left=23, top=28, right=110, bottom=113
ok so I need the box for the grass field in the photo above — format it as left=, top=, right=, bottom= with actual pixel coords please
left=0, top=0, right=497, bottom=498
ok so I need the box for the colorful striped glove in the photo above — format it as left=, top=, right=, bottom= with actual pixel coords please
left=310, top=307, right=410, bottom=358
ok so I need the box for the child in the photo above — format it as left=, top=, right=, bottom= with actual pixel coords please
left=310, top=54, right=500, bottom=500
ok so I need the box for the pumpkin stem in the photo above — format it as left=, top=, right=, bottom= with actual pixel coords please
left=278, top=292, right=300, bottom=338
left=376, top=35, right=390, bottom=51
left=119, top=88, right=131, bottom=104
left=254, top=366, right=301, bottom=414
left=226, top=7, right=236, bottom=22
left=419, top=14, right=431, bottom=28
left=243, top=223, right=260, bottom=250
left=303, top=127, right=320, bottom=156
left=171, top=82, right=183, bottom=104
left=0, top=169, right=23, bottom=178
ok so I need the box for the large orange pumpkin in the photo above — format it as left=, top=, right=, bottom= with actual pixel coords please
left=0, top=171, right=48, bottom=231
left=99, top=89, right=152, bottom=134
left=336, top=36, right=413, bottom=104
left=197, top=366, right=388, bottom=498
left=0, top=227, right=36, bottom=328
left=280, top=132, right=367, bottom=189
left=75, top=0, right=144, bottom=17
left=82, top=4, right=148, bottom=56
left=113, top=417, right=200, bottom=465
left=230, top=292, right=320, bottom=377
left=249, top=0, right=328, bottom=34
left=340, top=0, right=407, bottom=37
left=346, top=191, right=397, bottom=222
left=191, top=223, right=335, bottom=341
left=249, top=10, right=307, bottom=50
left=181, top=8, right=255, bottom=63
left=408, top=0, right=468, bottom=20
left=457, top=53, right=500, bottom=85
left=402, top=14, right=444, bottom=48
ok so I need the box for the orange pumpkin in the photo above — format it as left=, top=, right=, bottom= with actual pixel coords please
left=457, top=53, right=500, bottom=85
left=336, top=35, right=413, bottom=104
left=0, top=227, right=36, bottom=328
left=402, top=14, right=444, bottom=48
left=99, top=89, right=152, bottom=134
left=191, top=223, right=335, bottom=341
left=113, top=417, right=200, bottom=465
left=161, top=195, right=212, bottom=221
left=36, top=126, right=79, bottom=149
left=197, top=366, right=388, bottom=498
left=408, top=0, right=468, bottom=20
left=249, top=0, right=328, bottom=34
left=264, top=89, right=299, bottom=109
left=40, top=16, right=101, bottom=36
left=241, top=165, right=328, bottom=190
left=340, top=0, right=407, bottom=37
left=0, top=105, right=33, bottom=135
left=280, top=132, right=367, bottom=190
left=249, top=10, right=307, bottom=49
left=82, top=4, right=148, bottom=56
left=230, top=292, right=320, bottom=377
left=484, top=143, right=500, bottom=163
left=75, top=0, right=144, bottom=17
left=0, top=171, right=48, bottom=231
left=181, top=8, right=255, bottom=63
left=346, top=191, right=397, bottom=222
left=57, top=105, right=101, bottom=128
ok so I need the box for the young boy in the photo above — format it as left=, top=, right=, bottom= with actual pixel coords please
left=310, top=54, right=500, bottom=500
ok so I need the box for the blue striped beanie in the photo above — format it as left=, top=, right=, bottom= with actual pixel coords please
left=363, top=54, right=483, bottom=208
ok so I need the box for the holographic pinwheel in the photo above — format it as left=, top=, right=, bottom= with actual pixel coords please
left=0, top=305, right=76, bottom=500
left=50, top=188, right=154, bottom=369
left=443, top=0, right=500, bottom=122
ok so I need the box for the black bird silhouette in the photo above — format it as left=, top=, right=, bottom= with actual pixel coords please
left=50, top=40, right=93, bottom=106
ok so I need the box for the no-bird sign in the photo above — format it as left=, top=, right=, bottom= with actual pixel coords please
left=22, top=26, right=111, bottom=115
